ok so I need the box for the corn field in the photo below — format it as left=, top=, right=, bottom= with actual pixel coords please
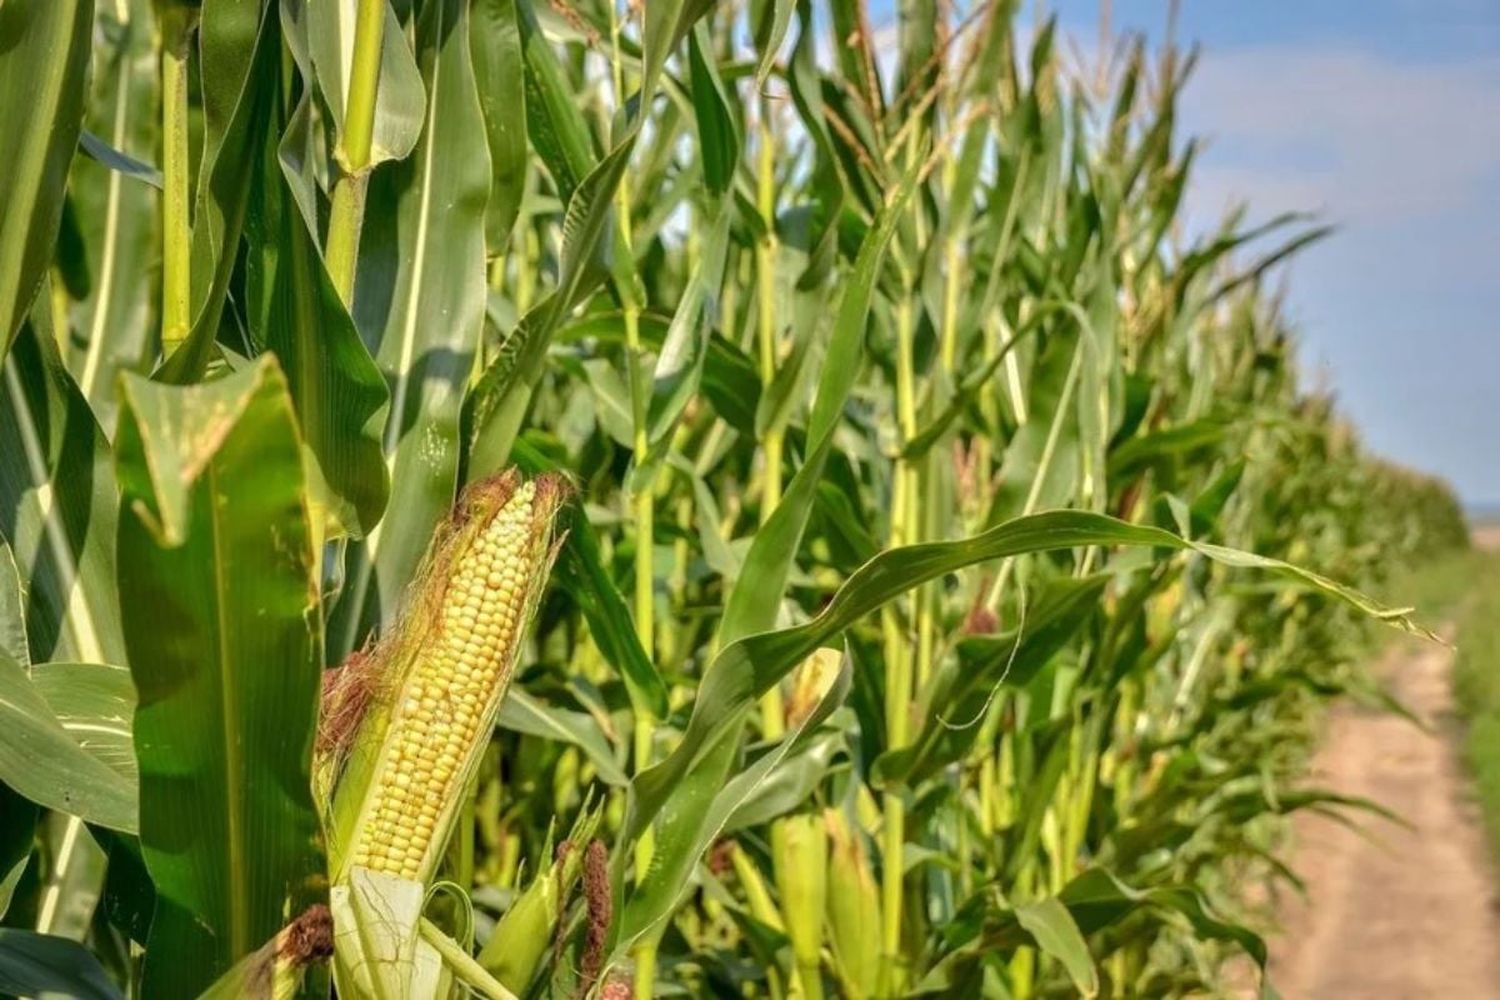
left=0, top=0, right=1472, bottom=997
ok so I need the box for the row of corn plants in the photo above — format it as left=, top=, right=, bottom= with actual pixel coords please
left=0, top=0, right=1470, bottom=997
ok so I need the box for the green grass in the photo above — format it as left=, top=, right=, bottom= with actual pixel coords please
left=1450, top=545, right=1500, bottom=864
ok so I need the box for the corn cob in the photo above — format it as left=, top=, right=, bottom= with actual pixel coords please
left=773, top=649, right=841, bottom=999
left=323, top=470, right=566, bottom=885
left=775, top=811, right=828, bottom=1000
left=825, top=810, right=880, bottom=1000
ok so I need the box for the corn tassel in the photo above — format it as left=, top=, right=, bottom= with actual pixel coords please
left=321, top=470, right=567, bottom=886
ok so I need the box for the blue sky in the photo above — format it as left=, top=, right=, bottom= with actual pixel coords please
left=876, top=2, right=1500, bottom=506
left=1051, top=1, right=1500, bottom=508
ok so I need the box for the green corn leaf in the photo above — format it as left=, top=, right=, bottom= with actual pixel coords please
left=900, top=319, right=1045, bottom=461
left=115, top=357, right=326, bottom=997
left=77, top=129, right=162, bottom=190
left=0, top=553, right=33, bottom=919
left=472, top=0, right=530, bottom=252
left=31, top=810, right=107, bottom=941
left=0, top=0, right=92, bottom=356
left=464, top=143, right=632, bottom=477
left=333, top=0, right=492, bottom=655
left=0, top=784, right=37, bottom=920
left=986, top=324, right=1084, bottom=527
left=0, top=328, right=133, bottom=937
left=29, top=662, right=136, bottom=788
left=1109, top=417, right=1232, bottom=480
left=307, top=0, right=426, bottom=169
left=631, top=205, right=732, bottom=488
left=555, top=312, right=761, bottom=435
left=0, top=540, right=30, bottom=667
left=615, top=647, right=851, bottom=955
left=244, top=52, right=391, bottom=540
left=717, top=160, right=922, bottom=649
left=0, top=320, right=124, bottom=666
left=65, top=0, right=158, bottom=429
left=722, top=728, right=846, bottom=833
left=622, top=509, right=1432, bottom=956
left=516, top=0, right=596, bottom=202
left=1014, top=898, right=1098, bottom=998
left=466, top=0, right=716, bottom=478
left=0, top=928, right=121, bottom=1000
left=0, top=655, right=134, bottom=834
left=498, top=688, right=629, bottom=787
left=874, top=575, right=1110, bottom=787
left=689, top=25, right=740, bottom=200
left=935, top=867, right=1269, bottom=985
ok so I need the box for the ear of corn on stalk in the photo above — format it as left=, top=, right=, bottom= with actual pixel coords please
left=478, top=802, right=602, bottom=993
left=198, top=905, right=335, bottom=1000
left=320, top=470, right=567, bottom=887
left=775, top=811, right=828, bottom=999
left=784, top=648, right=844, bottom=730
left=773, top=650, right=842, bottom=999
left=729, top=842, right=785, bottom=932
left=824, top=810, right=880, bottom=999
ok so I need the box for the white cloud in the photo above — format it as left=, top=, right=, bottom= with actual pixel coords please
left=1180, top=45, right=1500, bottom=224
left=1167, top=41, right=1500, bottom=504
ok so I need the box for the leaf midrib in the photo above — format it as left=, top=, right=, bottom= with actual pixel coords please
left=206, top=459, right=250, bottom=955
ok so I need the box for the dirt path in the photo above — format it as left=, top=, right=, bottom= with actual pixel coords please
left=1264, top=633, right=1500, bottom=998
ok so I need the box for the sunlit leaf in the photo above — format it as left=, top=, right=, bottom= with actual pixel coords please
left=116, top=357, right=326, bottom=996
left=0, top=0, right=92, bottom=354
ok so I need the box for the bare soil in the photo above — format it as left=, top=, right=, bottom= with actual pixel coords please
left=1260, top=633, right=1500, bottom=998
left=1473, top=521, right=1500, bottom=552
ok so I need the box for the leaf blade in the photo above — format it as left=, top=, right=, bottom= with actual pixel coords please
left=116, top=357, right=326, bottom=996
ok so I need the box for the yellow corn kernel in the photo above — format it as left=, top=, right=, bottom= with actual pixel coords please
left=333, top=472, right=565, bottom=885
